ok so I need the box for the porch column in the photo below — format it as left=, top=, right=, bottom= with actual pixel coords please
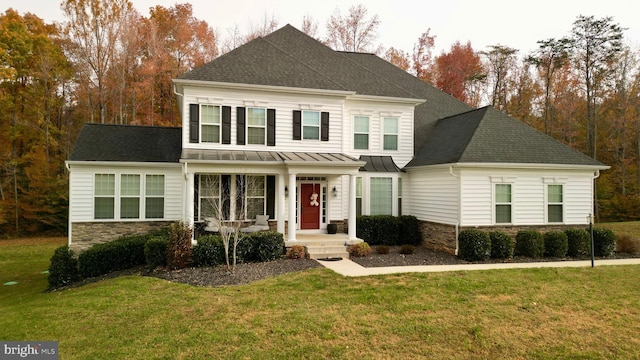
left=348, top=174, right=357, bottom=240
left=277, top=173, right=285, bottom=233
left=288, top=172, right=297, bottom=241
left=185, top=172, right=195, bottom=240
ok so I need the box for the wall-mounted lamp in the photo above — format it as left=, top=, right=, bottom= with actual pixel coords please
left=332, top=186, right=338, bottom=198
left=285, top=186, right=289, bottom=198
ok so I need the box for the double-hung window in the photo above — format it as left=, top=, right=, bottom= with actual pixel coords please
left=245, top=175, right=266, bottom=220
left=370, top=177, right=392, bottom=215
left=94, top=174, right=115, bottom=219
left=354, top=116, right=369, bottom=150
left=247, top=108, right=266, bottom=145
left=120, top=174, right=140, bottom=219
left=199, top=175, right=220, bottom=220
left=495, top=184, right=512, bottom=223
left=547, top=184, right=564, bottom=223
left=355, top=177, right=363, bottom=216
left=145, top=175, right=165, bottom=218
left=302, top=111, right=320, bottom=140
left=201, top=105, right=221, bottom=143
left=383, top=117, right=398, bottom=150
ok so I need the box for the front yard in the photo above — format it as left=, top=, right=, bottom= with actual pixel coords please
left=1, top=231, right=640, bottom=359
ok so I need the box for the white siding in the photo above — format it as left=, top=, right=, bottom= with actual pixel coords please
left=458, top=167, right=596, bottom=226
left=405, top=167, right=459, bottom=224
left=68, top=164, right=183, bottom=222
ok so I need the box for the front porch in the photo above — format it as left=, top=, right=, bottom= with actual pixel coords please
left=285, top=233, right=363, bottom=259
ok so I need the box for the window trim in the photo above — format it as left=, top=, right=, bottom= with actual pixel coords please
left=120, top=174, right=141, bottom=219
left=302, top=110, right=321, bottom=141
left=94, top=174, right=115, bottom=220
left=93, top=173, right=165, bottom=221
left=145, top=174, right=165, bottom=219
left=494, top=183, right=513, bottom=224
left=246, top=107, right=267, bottom=145
left=382, top=117, right=399, bottom=151
left=353, top=115, right=369, bottom=150
left=200, top=104, right=221, bottom=143
left=546, top=183, right=564, bottom=224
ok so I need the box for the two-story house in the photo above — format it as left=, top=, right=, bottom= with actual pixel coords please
left=66, top=25, right=607, bottom=254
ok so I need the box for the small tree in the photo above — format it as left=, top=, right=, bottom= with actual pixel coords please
left=200, top=174, right=266, bottom=273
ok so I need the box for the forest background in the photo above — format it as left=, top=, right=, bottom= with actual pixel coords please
left=1, top=1, right=638, bottom=236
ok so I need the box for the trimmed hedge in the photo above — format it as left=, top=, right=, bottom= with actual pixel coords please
left=356, top=215, right=400, bottom=245
left=48, top=246, right=80, bottom=289
left=489, top=231, right=514, bottom=259
left=593, top=227, right=616, bottom=257
left=192, top=235, right=225, bottom=267
left=144, top=236, right=169, bottom=268
left=240, top=231, right=285, bottom=263
left=565, top=228, right=591, bottom=257
left=515, top=230, right=544, bottom=258
left=348, top=242, right=372, bottom=257
left=78, top=234, right=151, bottom=278
left=398, top=215, right=422, bottom=245
left=457, top=229, right=491, bottom=261
left=544, top=231, right=569, bottom=258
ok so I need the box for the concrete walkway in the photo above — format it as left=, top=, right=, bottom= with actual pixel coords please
left=315, top=257, right=640, bottom=277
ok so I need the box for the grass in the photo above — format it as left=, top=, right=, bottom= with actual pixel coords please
left=599, top=221, right=640, bottom=237
left=2, top=237, right=640, bottom=359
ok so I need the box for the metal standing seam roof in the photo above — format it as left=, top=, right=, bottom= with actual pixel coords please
left=181, top=149, right=362, bottom=165
left=358, top=155, right=402, bottom=172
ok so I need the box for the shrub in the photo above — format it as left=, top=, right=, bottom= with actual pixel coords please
left=376, top=245, right=390, bottom=254
left=616, top=234, right=640, bottom=254
left=286, top=245, right=308, bottom=259
left=166, top=221, right=193, bottom=270
left=78, top=234, right=151, bottom=278
left=399, top=244, right=415, bottom=255
left=543, top=231, right=569, bottom=258
left=356, top=215, right=400, bottom=245
left=565, top=228, right=591, bottom=257
left=457, top=229, right=491, bottom=261
left=593, top=227, right=616, bottom=257
left=398, top=215, right=422, bottom=246
left=489, top=231, right=514, bottom=259
left=241, top=231, right=285, bottom=262
left=144, top=236, right=169, bottom=268
left=192, top=235, right=225, bottom=267
left=48, top=246, right=81, bottom=289
left=348, top=242, right=372, bottom=257
left=514, top=230, right=544, bottom=258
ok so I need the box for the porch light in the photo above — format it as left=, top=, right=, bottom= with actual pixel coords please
left=285, top=186, right=289, bottom=198
left=332, top=186, right=338, bottom=197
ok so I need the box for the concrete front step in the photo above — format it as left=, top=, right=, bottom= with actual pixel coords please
left=306, top=245, right=349, bottom=260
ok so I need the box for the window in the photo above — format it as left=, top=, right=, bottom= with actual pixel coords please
left=245, top=175, right=266, bottom=220
left=383, top=117, right=398, bottom=150
left=302, top=111, right=320, bottom=140
left=95, top=174, right=115, bottom=219
left=120, top=174, right=140, bottom=219
left=354, top=116, right=369, bottom=150
left=548, top=184, right=563, bottom=223
left=355, top=177, right=362, bottom=216
left=370, top=177, right=392, bottom=215
left=145, top=175, right=164, bottom=218
left=201, top=105, right=221, bottom=143
left=247, top=108, right=266, bottom=145
left=199, top=175, right=220, bottom=220
left=495, top=184, right=512, bottom=223
left=398, top=177, right=402, bottom=216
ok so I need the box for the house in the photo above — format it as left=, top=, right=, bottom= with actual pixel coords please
left=66, top=24, right=608, bottom=254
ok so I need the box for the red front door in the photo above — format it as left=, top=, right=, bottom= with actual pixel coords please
left=300, top=183, right=321, bottom=229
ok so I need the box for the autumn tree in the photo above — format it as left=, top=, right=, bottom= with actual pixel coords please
left=570, top=15, right=625, bottom=159
left=325, top=4, right=381, bottom=53
left=481, top=44, right=518, bottom=111
left=412, top=30, right=436, bottom=83
left=526, top=38, right=572, bottom=134
left=434, top=41, right=486, bottom=106
left=301, top=15, right=319, bottom=39
left=384, top=47, right=410, bottom=71
left=244, top=13, right=279, bottom=43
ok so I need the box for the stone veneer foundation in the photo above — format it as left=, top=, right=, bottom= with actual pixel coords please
left=70, top=221, right=173, bottom=253
left=419, top=220, right=588, bottom=254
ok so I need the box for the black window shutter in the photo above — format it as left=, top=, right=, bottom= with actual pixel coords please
left=267, top=109, right=276, bottom=146
left=292, top=110, right=301, bottom=140
left=193, top=174, right=199, bottom=221
left=237, top=107, right=246, bottom=145
left=321, top=112, right=329, bottom=141
left=266, top=175, right=275, bottom=219
left=189, top=104, right=199, bottom=143
left=222, top=106, right=231, bottom=144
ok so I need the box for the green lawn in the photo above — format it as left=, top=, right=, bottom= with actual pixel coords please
left=2, top=237, right=640, bottom=359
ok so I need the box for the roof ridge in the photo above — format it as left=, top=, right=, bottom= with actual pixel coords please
left=83, top=123, right=182, bottom=130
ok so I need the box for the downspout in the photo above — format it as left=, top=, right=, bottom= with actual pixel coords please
left=593, top=169, right=600, bottom=222
left=183, top=162, right=188, bottom=224
left=65, top=162, right=72, bottom=247
left=449, top=166, right=461, bottom=255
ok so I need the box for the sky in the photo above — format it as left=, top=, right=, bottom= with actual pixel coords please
left=4, top=0, right=640, bottom=56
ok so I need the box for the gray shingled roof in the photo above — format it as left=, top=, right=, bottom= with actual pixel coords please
left=406, top=106, right=606, bottom=167
left=180, top=25, right=416, bottom=99
left=68, top=123, right=182, bottom=162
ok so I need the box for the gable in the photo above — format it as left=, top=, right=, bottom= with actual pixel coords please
left=68, top=124, right=182, bottom=163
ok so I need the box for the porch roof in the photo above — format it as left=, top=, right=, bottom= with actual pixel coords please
left=181, top=149, right=364, bottom=167
left=358, top=155, right=402, bottom=172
